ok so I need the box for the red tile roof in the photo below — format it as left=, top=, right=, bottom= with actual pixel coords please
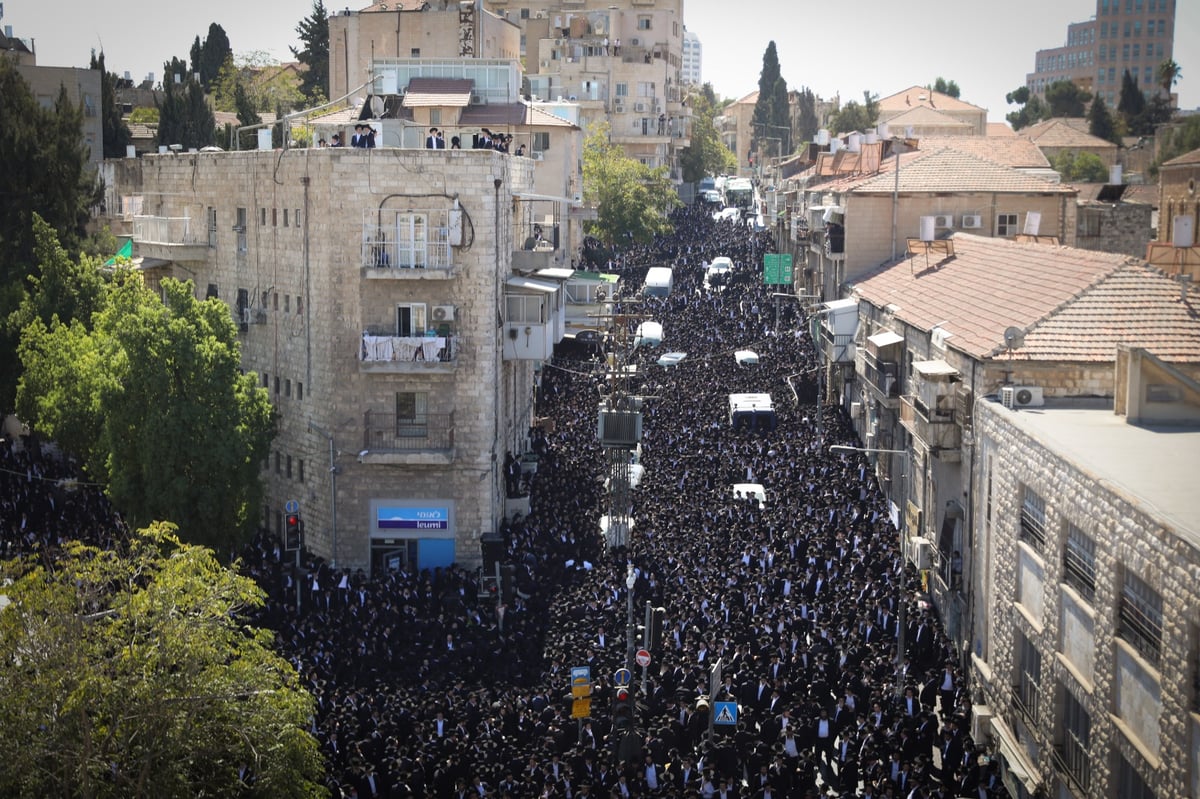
left=845, top=147, right=1074, bottom=195
left=878, top=86, right=985, bottom=113
left=1020, top=118, right=1116, bottom=150
left=1162, top=146, right=1200, bottom=167
left=919, top=136, right=1050, bottom=169
left=850, top=233, right=1137, bottom=360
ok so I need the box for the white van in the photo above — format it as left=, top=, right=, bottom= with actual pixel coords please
left=643, top=266, right=674, bottom=298
left=634, top=321, right=663, bottom=348
left=704, top=257, right=733, bottom=291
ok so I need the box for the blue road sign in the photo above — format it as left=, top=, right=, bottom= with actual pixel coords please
left=285, top=499, right=300, bottom=514
left=571, top=666, right=591, bottom=687
left=713, top=701, right=738, bottom=726
left=613, top=668, right=633, bottom=686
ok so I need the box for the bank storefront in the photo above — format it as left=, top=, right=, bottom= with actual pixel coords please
left=368, top=498, right=457, bottom=574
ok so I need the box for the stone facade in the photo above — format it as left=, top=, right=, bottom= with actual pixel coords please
left=15, top=64, right=104, bottom=166
left=104, top=147, right=544, bottom=574
left=970, top=400, right=1200, bottom=799
left=1074, top=200, right=1153, bottom=258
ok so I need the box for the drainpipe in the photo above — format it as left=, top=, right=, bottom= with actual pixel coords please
left=308, top=423, right=339, bottom=569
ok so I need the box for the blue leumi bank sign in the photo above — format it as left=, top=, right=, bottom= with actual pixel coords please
left=378, top=506, right=449, bottom=530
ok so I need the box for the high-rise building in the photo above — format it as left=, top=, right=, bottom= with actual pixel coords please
left=681, top=28, right=701, bottom=87
left=1026, top=0, right=1177, bottom=109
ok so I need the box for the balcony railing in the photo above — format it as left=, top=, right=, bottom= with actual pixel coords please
left=132, top=215, right=201, bottom=245
left=1053, top=741, right=1091, bottom=796
left=363, top=410, right=454, bottom=453
left=819, top=327, right=854, bottom=364
left=362, top=209, right=455, bottom=272
left=900, top=394, right=960, bottom=451
left=862, top=355, right=901, bottom=399
left=360, top=333, right=458, bottom=367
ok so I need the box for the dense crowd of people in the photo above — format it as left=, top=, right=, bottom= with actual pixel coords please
left=1, top=203, right=1005, bottom=798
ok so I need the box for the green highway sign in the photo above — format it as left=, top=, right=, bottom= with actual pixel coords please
left=763, top=253, right=793, bottom=286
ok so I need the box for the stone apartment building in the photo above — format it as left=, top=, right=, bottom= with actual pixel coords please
left=102, top=146, right=561, bottom=574
left=484, top=0, right=692, bottom=178
left=1149, top=146, right=1200, bottom=281
left=970, top=349, right=1200, bottom=799
left=876, top=86, right=989, bottom=138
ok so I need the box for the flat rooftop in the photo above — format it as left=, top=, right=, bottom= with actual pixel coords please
left=989, top=399, right=1200, bottom=551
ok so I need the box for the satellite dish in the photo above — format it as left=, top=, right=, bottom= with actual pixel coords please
left=369, top=96, right=384, bottom=117
left=1003, top=326, right=1025, bottom=350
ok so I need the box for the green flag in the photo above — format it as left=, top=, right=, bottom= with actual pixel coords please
left=104, top=238, right=133, bottom=266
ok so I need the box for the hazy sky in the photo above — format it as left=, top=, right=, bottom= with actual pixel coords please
left=5, top=0, right=1197, bottom=123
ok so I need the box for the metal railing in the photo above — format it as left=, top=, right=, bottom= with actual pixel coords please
left=132, top=215, right=201, bottom=245
left=360, top=333, right=458, bottom=363
left=362, top=209, right=455, bottom=271
left=862, top=356, right=900, bottom=398
left=362, top=410, right=454, bottom=452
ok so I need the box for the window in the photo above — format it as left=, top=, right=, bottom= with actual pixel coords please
left=1116, top=753, right=1156, bottom=799
left=274, top=451, right=281, bottom=474
left=208, top=207, right=218, bottom=246
left=1119, top=570, right=1162, bottom=665
left=284, top=208, right=289, bottom=227
left=295, top=208, right=301, bottom=226
left=637, top=15, right=651, bottom=29
left=296, top=296, right=303, bottom=315
left=260, top=208, right=267, bottom=226
left=283, top=295, right=290, bottom=314
left=298, top=458, right=305, bottom=483
left=297, top=382, right=303, bottom=401
left=520, top=7, right=529, bottom=18
left=1062, top=523, right=1096, bottom=601
left=1191, top=625, right=1200, bottom=713
left=286, top=455, right=292, bottom=479
left=395, top=213, right=430, bottom=268
left=1019, top=487, right=1046, bottom=548
left=262, top=371, right=269, bottom=388
left=395, top=391, right=428, bottom=437
left=532, top=132, right=550, bottom=152
left=1132, top=43, right=1140, bottom=58
left=397, top=303, right=428, bottom=337
left=505, top=294, right=545, bottom=324
left=615, top=82, right=628, bottom=97
left=997, top=213, right=1019, bottom=236
left=235, top=207, right=248, bottom=253
left=274, top=376, right=280, bottom=396
left=272, top=208, right=278, bottom=227
left=430, top=108, right=441, bottom=127
left=1015, top=630, right=1041, bottom=723
left=206, top=283, right=219, bottom=299
left=285, top=379, right=292, bottom=398
left=1058, top=686, right=1091, bottom=793
left=410, top=48, right=420, bottom=58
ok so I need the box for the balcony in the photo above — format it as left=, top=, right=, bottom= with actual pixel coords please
left=361, top=209, right=457, bottom=279
left=131, top=215, right=210, bottom=261
left=860, top=352, right=901, bottom=408
left=818, top=326, right=854, bottom=364
left=361, top=410, right=455, bottom=466
left=360, top=332, right=460, bottom=373
left=900, top=394, right=961, bottom=454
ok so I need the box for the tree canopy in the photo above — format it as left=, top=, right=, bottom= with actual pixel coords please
left=750, top=42, right=791, bottom=158
left=17, top=271, right=276, bottom=556
left=931, top=77, right=961, bottom=98
left=0, top=55, right=101, bottom=410
left=292, top=0, right=330, bottom=105
left=679, top=83, right=736, bottom=184
left=1087, top=94, right=1118, bottom=143
left=90, top=50, right=132, bottom=158
left=0, top=523, right=326, bottom=797
left=828, top=90, right=879, bottom=135
left=1051, top=150, right=1109, bottom=182
left=1044, top=80, right=1092, bottom=117
left=582, top=121, right=680, bottom=246
left=1004, top=85, right=1049, bottom=131
left=190, top=23, right=233, bottom=92
left=157, top=57, right=216, bottom=149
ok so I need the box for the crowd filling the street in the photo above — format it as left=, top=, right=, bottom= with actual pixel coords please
left=1, top=203, right=1002, bottom=799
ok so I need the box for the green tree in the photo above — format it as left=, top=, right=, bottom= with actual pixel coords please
left=1157, top=58, right=1181, bottom=99
left=1051, top=150, right=1109, bottom=182
left=1005, top=85, right=1049, bottom=131
left=1117, top=69, right=1149, bottom=133
left=679, top=84, right=736, bottom=183
left=829, top=90, right=879, bottom=135
left=582, top=121, right=680, bottom=246
left=1150, top=115, right=1200, bottom=178
left=90, top=50, right=132, bottom=158
left=157, top=57, right=216, bottom=149
left=0, top=523, right=326, bottom=797
left=0, top=56, right=101, bottom=409
left=18, top=274, right=276, bottom=555
left=8, top=214, right=107, bottom=338
left=931, top=77, right=961, bottom=98
left=1044, top=79, right=1091, bottom=117
left=190, top=22, right=233, bottom=92
left=750, top=42, right=791, bottom=157
left=213, top=51, right=305, bottom=116
left=129, top=106, right=159, bottom=124
left=794, top=86, right=819, bottom=146
left=1087, top=94, right=1117, bottom=143
left=292, top=0, right=330, bottom=105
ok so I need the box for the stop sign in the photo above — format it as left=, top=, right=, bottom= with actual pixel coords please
left=635, top=649, right=651, bottom=668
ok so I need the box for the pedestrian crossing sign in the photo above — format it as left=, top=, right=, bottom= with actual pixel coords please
left=713, top=701, right=738, bottom=726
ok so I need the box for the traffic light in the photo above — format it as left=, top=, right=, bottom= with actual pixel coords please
left=648, top=606, right=667, bottom=653
left=285, top=513, right=302, bottom=551
left=612, top=686, right=634, bottom=730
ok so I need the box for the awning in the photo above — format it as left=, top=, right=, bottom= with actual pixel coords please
left=868, top=330, right=904, bottom=348
left=535, top=267, right=575, bottom=280
left=912, top=359, right=959, bottom=378
left=990, top=717, right=1040, bottom=795
left=505, top=276, right=559, bottom=293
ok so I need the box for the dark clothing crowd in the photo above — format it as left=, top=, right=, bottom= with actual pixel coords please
left=2, top=203, right=1004, bottom=799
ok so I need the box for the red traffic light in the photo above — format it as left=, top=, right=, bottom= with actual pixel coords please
left=615, top=687, right=630, bottom=702
left=286, top=514, right=299, bottom=527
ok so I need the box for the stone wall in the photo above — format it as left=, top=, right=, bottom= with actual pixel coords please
left=971, top=400, right=1200, bottom=799
left=113, top=147, right=539, bottom=571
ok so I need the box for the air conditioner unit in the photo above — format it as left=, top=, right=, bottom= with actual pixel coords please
left=961, top=214, right=983, bottom=229
left=849, top=401, right=862, bottom=417
left=535, top=10, right=546, bottom=18
left=531, top=151, right=545, bottom=161
left=634, top=102, right=646, bottom=112
left=971, top=705, right=994, bottom=744
left=613, top=101, right=625, bottom=112
left=908, top=536, right=934, bottom=570
left=1001, top=385, right=1043, bottom=408
left=252, top=308, right=268, bottom=325
left=933, top=214, right=954, bottom=228
left=432, top=305, right=457, bottom=322
left=469, top=93, right=485, bottom=106
left=630, top=37, right=640, bottom=46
